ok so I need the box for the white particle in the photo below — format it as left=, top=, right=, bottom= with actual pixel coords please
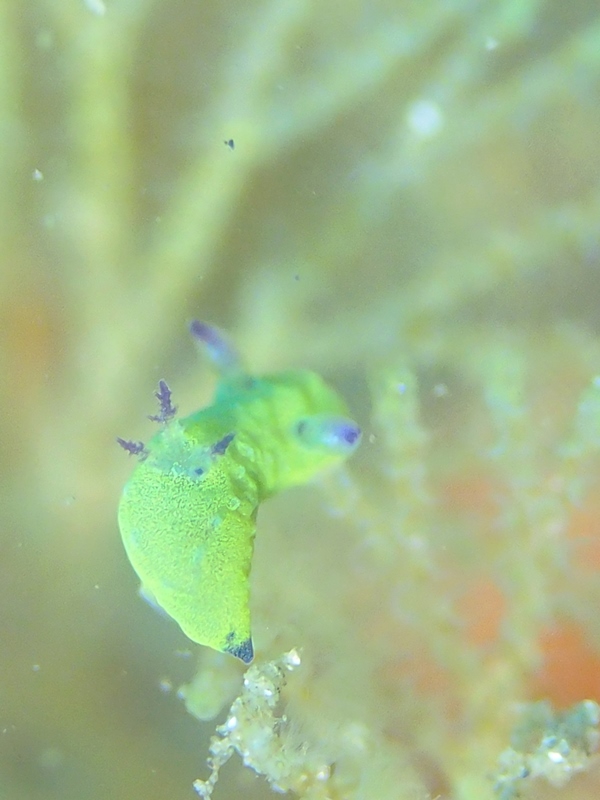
left=32, top=169, right=44, bottom=181
left=83, top=0, right=107, bottom=14
left=283, top=648, right=301, bottom=668
left=225, top=715, right=238, bottom=731
left=406, top=100, right=444, bottom=139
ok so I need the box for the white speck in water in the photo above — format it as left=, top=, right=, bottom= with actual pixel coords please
left=485, top=36, right=499, bottom=51
left=32, top=169, right=44, bottom=182
left=433, top=383, right=448, bottom=397
left=83, top=0, right=107, bottom=15
left=406, top=100, right=444, bottom=139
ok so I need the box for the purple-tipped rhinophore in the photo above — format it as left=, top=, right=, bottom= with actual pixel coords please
left=148, top=380, right=177, bottom=423
left=189, top=320, right=241, bottom=375
left=323, top=419, right=362, bottom=451
left=337, top=420, right=361, bottom=447
left=117, top=438, right=148, bottom=459
left=295, top=414, right=362, bottom=455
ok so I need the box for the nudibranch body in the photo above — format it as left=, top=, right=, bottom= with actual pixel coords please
left=117, top=322, right=361, bottom=663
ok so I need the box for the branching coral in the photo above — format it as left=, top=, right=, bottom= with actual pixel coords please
left=192, top=650, right=314, bottom=798
left=192, top=650, right=428, bottom=800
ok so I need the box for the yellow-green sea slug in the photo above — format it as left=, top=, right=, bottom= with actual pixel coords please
left=117, top=321, right=361, bottom=663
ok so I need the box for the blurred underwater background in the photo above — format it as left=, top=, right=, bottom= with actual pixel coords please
left=4, top=0, right=600, bottom=798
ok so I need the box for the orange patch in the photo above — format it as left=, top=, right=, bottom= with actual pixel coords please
left=459, top=579, right=506, bottom=648
left=532, top=624, right=600, bottom=708
left=568, top=505, right=600, bottom=571
left=6, top=292, right=59, bottom=399
left=439, top=476, right=496, bottom=517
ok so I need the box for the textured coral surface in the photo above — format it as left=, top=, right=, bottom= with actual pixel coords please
left=2, top=1, right=600, bottom=799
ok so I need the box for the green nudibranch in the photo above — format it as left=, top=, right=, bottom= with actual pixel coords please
left=117, top=322, right=361, bottom=663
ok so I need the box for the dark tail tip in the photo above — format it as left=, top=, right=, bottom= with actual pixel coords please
left=226, top=637, right=254, bottom=664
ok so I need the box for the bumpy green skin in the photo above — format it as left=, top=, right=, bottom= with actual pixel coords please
left=118, top=369, right=355, bottom=662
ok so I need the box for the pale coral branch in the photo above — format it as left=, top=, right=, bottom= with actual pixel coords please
left=41, top=2, right=139, bottom=291
left=266, top=180, right=600, bottom=376
left=390, top=13, right=600, bottom=188
left=0, top=0, right=25, bottom=261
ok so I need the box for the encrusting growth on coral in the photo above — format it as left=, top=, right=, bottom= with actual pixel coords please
left=192, top=648, right=429, bottom=800
left=493, top=700, right=600, bottom=798
left=192, top=649, right=319, bottom=799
